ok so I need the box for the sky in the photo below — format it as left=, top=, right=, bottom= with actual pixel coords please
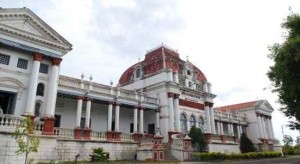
left=1, top=0, right=300, bottom=143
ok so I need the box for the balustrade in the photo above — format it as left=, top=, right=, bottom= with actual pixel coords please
left=91, top=131, right=107, bottom=140
left=54, top=128, right=74, bottom=138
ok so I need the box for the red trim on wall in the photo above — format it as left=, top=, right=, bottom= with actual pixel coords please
left=179, top=99, right=204, bottom=110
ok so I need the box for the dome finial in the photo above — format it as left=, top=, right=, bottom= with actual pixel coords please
left=138, top=57, right=141, bottom=62
left=186, top=55, right=189, bottom=62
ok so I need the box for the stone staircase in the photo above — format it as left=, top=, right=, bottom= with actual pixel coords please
left=162, top=143, right=177, bottom=161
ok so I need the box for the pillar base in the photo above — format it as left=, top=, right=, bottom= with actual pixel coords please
left=204, top=133, right=213, bottom=143
left=42, top=117, right=55, bottom=135
left=220, top=135, right=226, bottom=143
left=83, top=128, right=91, bottom=140
left=74, top=128, right=82, bottom=139
left=133, top=133, right=140, bottom=142
left=107, top=131, right=114, bottom=141
left=114, top=131, right=121, bottom=141
left=168, top=131, right=179, bottom=143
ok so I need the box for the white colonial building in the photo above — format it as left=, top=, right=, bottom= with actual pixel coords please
left=0, top=8, right=280, bottom=164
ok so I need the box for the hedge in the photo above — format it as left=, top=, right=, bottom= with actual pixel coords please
left=193, top=151, right=282, bottom=161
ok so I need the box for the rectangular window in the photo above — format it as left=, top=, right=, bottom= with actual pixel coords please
left=17, top=58, right=28, bottom=69
left=0, top=54, right=10, bottom=65
left=39, top=63, right=49, bottom=74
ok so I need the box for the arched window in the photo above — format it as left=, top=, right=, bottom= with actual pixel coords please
left=190, top=115, right=196, bottom=129
left=180, top=114, right=187, bottom=133
left=198, top=117, right=204, bottom=131
left=36, top=83, right=44, bottom=96
left=136, top=68, right=141, bottom=78
left=35, top=101, right=42, bottom=117
left=187, top=70, right=191, bottom=76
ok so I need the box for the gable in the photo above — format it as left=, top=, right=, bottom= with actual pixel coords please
left=0, top=19, right=51, bottom=39
left=0, top=8, right=72, bottom=53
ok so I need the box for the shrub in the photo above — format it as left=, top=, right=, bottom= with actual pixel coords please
left=90, top=147, right=109, bottom=162
left=282, top=145, right=295, bottom=155
left=189, top=125, right=207, bottom=152
left=239, top=132, right=256, bottom=153
left=193, top=151, right=281, bottom=161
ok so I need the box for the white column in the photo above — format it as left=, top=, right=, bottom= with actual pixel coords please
left=257, top=114, right=263, bottom=138
left=133, top=106, right=138, bottom=133
left=217, top=121, right=221, bottom=134
left=24, top=53, right=43, bottom=116
left=115, top=103, right=120, bottom=131
left=76, top=97, right=83, bottom=127
left=173, top=71, right=179, bottom=83
left=261, top=116, right=267, bottom=138
left=45, top=58, right=62, bottom=117
left=204, top=103, right=211, bottom=133
left=228, top=123, right=231, bottom=135
left=173, top=94, right=180, bottom=132
left=107, top=102, right=113, bottom=131
left=139, top=107, right=144, bottom=133
left=167, top=92, right=175, bottom=131
left=85, top=98, right=91, bottom=128
left=220, top=122, right=224, bottom=135
left=230, top=124, right=234, bottom=136
left=156, top=109, right=160, bottom=130
left=237, top=125, right=241, bottom=138
left=266, top=118, right=272, bottom=139
left=269, top=117, right=275, bottom=139
left=209, top=104, right=216, bottom=134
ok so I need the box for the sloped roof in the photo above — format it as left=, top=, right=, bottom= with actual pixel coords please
left=215, top=100, right=259, bottom=112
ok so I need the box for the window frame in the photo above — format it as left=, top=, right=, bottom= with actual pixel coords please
left=17, top=58, right=28, bottom=69
left=39, top=63, right=49, bottom=74
left=0, top=53, right=10, bottom=65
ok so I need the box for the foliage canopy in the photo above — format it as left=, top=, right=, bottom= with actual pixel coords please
left=267, top=11, right=300, bottom=130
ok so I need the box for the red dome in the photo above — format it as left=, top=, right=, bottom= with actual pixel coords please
left=119, top=45, right=207, bottom=86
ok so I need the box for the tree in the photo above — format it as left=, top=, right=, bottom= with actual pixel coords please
left=267, top=10, right=300, bottom=130
left=295, top=136, right=300, bottom=146
left=13, top=117, right=40, bottom=164
left=239, top=132, right=256, bottom=153
left=188, top=125, right=207, bottom=152
left=283, top=135, right=293, bottom=146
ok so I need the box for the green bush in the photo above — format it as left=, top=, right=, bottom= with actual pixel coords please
left=239, top=133, right=256, bottom=153
left=282, top=145, right=295, bottom=155
left=89, top=147, right=109, bottom=162
left=193, top=151, right=281, bottom=161
left=294, top=145, right=300, bottom=155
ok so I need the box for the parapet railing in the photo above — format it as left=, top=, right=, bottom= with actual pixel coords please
left=59, top=75, right=159, bottom=105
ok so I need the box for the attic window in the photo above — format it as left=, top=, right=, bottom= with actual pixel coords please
left=187, top=70, right=191, bottom=76
left=135, top=68, right=141, bottom=79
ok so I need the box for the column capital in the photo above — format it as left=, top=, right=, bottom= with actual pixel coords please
left=108, top=101, right=114, bottom=105
left=114, top=102, right=121, bottom=106
left=139, top=106, right=144, bottom=110
left=204, top=101, right=213, bottom=107
left=256, top=112, right=261, bottom=117
left=52, top=57, right=62, bottom=66
left=76, top=96, right=85, bottom=100
left=33, top=52, right=43, bottom=61
left=134, top=105, right=140, bottom=109
left=167, top=92, right=174, bottom=98
left=86, top=97, right=93, bottom=101
left=174, top=93, right=180, bottom=99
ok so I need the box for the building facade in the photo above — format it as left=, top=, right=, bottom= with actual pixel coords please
left=0, top=8, right=280, bottom=163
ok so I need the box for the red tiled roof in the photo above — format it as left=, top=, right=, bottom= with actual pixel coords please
left=215, top=100, right=258, bottom=112
left=119, top=45, right=207, bottom=85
